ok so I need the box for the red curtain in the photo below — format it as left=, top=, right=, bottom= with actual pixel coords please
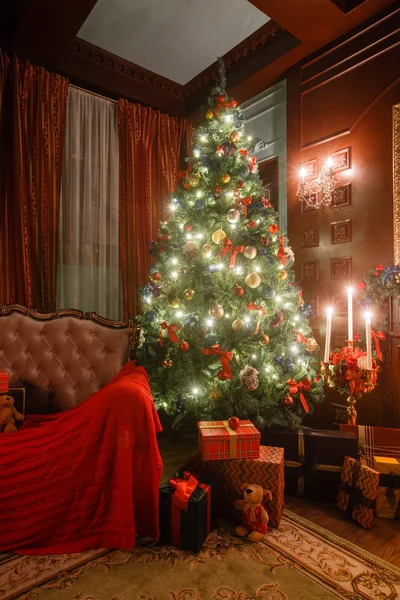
left=0, top=50, right=69, bottom=311
left=119, top=100, right=193, bottom=319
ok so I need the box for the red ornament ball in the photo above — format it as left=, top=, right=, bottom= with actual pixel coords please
left=214, top=185, right=223, bottom=195
left=283, top=395, right=294, bottom=406
left=237, top=179, right=245, bottom=189
left=179, top=341, right=190, bottom=352
left=228, top=416, right=240, bottom=430
left=246, top=220, right=256, bottom=229
left=269, top=224, right=279, bottom=234
left=184, top=223, right=192, bottom=231
left=151, top=271, right=162, bottom=281
left=261, top=237, right=270, bottom=247
left=217, top=370, right=229, bottom=381
left=234, top=285, right=244, bottom=297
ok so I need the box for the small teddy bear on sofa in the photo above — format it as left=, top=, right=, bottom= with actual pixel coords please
left=0, top=395, right=25, bottom=433
left=234, top=482, right=272, bottom=541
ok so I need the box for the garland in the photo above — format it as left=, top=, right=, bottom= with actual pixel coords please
left=355, top=263, right=400, bottom=333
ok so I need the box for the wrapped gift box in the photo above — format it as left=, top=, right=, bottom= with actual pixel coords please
left=374, top=456, right=400, bottom=520
left=337, top=456, right=380, bottom=528
left=159, top=471, right=216, bottom=553
left=184, top=445, right=284, bottom=528
left=0, top=370, right=9, bottom=393
left=340, top=424, right=400, bottom=467
left=263, top=427, right=358, bottom=500
left=198, top=419, right=260, bottom=461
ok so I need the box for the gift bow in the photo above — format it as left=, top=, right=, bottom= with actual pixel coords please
left=287, top=378, right=311, bottom=413
left=215, top=97, right=238, bottom=117
left=371, top=330, right=385, bottom=362
left=201, top=344, right=233, bottom=380
left=159, top=321, right=180, bottom=347
left=218, top=238, right=244, bottom=268
left=169, top=471, right=199, bottom=513
left=276, top=235, right=286, bottom=266
left=246, top=302, right=267, bottom=334
left=235, top=196, right=252, bottom=217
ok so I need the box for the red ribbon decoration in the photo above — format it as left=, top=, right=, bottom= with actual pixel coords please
left=218, top=238, right=244, bottom=268
left=295, top=330, right=308, bottom=345
left=249, top=156, right=257, bottom=172
left=286, top=378, right=311, bottom=413
left=177, top=166, right=192, bottom=180
left=156, top=234, right=168, bottom=253
left=260, top=197, right=271, bottom=208
left=159, top=321, right=180, bottom=347
left=214, top=98, right=238, bottom=117
left=234, top=196, right=252, bottom=217
left=246, top=302, right=267, bottom=334
left=276, top=235, right=286, bottom=266
left=238, top=149, right=249, bottom=157
left=169, top=472, right=211, bottom=547
left=371, top=330, right=386, bottom=362
left=201, top=344, right=233, bottom=380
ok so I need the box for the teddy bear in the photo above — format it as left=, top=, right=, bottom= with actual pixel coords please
left=234, top=483, right=272, bottom=541
left=0, top=395, right=25, bottom=433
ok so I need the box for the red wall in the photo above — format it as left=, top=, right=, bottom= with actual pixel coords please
left=286, top=9, right=400, bottom=426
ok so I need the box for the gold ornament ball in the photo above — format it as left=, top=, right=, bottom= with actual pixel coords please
left=229, top=131, right=240, bottom=143
left=306, top=337, right=318, bottom=352
left=184, top=288, right=195, bottom=301
left=226, top=209, right=240, bottom=224
left=205, top=110, right=214, bottom=120
left=260, top=333, right=270, bottom=345
left=232, top=318, right=245, bottom=332
left=245, top=272, right=261, bottom=288
left=169, top=297, right=181, bottom=308
left=278, top=269, right=288, bottom=281
left=244, top=246, right=257, bottom=259
left=212, top=228, right=226, bottom=244
left=209, top=385, right=222, bottom=401
left=221, top=173, right=231, bottom=184
left=209, top=304, right=224, bottom=319
left=202, top=243, right=213, bottom=254
left=188, top=173, right=200, bottom=187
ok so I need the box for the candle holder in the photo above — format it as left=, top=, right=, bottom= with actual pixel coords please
left=346, top=340, right=354, bottom=349
left=321, top=362, right=330, bottom=383
left=346, top=395, right=357, bottom=426
left=365, top=369, right=375, bottom=393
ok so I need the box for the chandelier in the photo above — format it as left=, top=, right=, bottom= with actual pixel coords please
left=297, top=157, right=337, bottom=209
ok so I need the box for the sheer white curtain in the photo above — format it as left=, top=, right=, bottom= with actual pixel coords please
left=57, top=87, right=122, bottom=320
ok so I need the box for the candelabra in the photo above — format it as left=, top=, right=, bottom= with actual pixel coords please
left=297, top=157, right=337, bottom=209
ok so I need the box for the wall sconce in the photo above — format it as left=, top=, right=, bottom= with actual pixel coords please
left=297, top=157, right=337, bottom=209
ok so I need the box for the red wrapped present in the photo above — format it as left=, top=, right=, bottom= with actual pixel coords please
left=198, top=419, right=260, bottom=461
left=184, top=445, right=284, bottom=528
left=340, top=424, right=400, bottom=466
left=337, top=456, right=380, bottom=528
left=0, top=370, right=9, bottom=393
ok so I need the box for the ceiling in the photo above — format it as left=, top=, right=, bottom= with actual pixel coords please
left=78, top=0, right=270, bottom=85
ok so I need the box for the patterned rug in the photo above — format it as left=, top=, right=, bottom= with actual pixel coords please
left=1, top=511, right=399, bottom=600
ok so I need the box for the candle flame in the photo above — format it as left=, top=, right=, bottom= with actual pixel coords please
left=347, top=286, right=354, bottom=294
left=326, top=307, right=334, bottom=316
left=365, top=311, right=372, bottom=321
left=299, top=167, right=306, bottom=178
left=326, top=156, right=333, bottom=168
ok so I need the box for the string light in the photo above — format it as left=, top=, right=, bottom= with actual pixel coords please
left=196, top=191, right=203, bottom=198
left=196, top=233, right=204, bottom=240
left=291, top=345, right=298, bottom=354
left=186, top=233, right=192, bottom=240
left=226, top=191, right=234, bottom=198
left=193, top=149, right=200, bottom=157
left=265, top=365, right=271, bottom=373
left=170, top=204, right=177, bottom=212
left=276, top=296, right=282, bottom=303
left=192, top=387, right=199, bottom=395
left=244, top=316, right=250, bottom=324
left=235, top=266, right=243, bottom=275
left=294, top=315, right=299, bottom=322
left=230, top=223, right=236, bottom=229
left=200, top=135, right=206, bottom=142
left=255, top=266, right=261, bottom=273
left=224, top=114, right=233, bottom=123
left=252, top=354, right=256, bottom=359
left=248, top=136, right=252, bottom=142
left=171, top=271, right=178, bottom=279
left=225, top=314, right=230, bottom=319
left=171, top=258, right=178, bottom=265
left=176, top=311, right=183, bottom=318
left=206, top=318, right=213, bottom=327
left=179, top=223, right=184, bottom=230
left=285, top=302, right=292, bottom=308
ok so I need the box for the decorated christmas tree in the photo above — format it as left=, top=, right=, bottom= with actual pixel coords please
left=136, top=61, right=325, bottom=429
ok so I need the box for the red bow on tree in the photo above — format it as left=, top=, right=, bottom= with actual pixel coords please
left=156, top=234, right=169, bottom=253
left=260, top=197, right=271, bottom=208
left=218, top=238, right=244, bottom=268
left=248, top=156, right=257, bottom=172
left=201, top=344, right=233, bottom=380
left=214, top=96, right=238, bottom=117
left=286, top=378, right=311, bottom=413
left=159, top=321, right=180, bottom=347
left=295, top=330, right=308, bottom=345
left=177, top=166, right=192, bottom=180
left=234, top=196, right=252, bottom=217
left=238, top=149, right=249, bottom=157
left=276, top=235, right=286, bottom=266
left=371, top=330, right=386, bottom=362
left=246, top=302, right=267, bottom=334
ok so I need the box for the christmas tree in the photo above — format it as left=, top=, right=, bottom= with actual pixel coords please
left=136, top=61, right=325, bottom=429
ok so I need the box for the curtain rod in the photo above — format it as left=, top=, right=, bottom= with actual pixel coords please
left=70, top=83, right=118, bottom=104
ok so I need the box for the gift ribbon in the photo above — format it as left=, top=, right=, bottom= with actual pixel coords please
left=340, top=460, right=376, bottom=515
left=234, top=196, right=252, bottom=217
left=371, top=330, right=385, bottom=362
left=214, top=97, right=238, bottom=117
left=169, top=472, right=212, bottom=547
left=218, top=238, right=244, bottom=269
left=276, top=236, right=286, bottom=266
left=159, top=321, right=180, bottom=347
left=201, top=344, right=233, bottom=380
left=246, top=302, right=267, bottom=334
left=198, top=420, right=254, bottom=458
left=287, top=379, right=311, bottom=414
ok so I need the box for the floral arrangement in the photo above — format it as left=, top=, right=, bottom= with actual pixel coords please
left=325, top=345, right=380, bottom=399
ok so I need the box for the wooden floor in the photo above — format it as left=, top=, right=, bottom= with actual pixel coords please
left=158, top=430, right=400, bottom=568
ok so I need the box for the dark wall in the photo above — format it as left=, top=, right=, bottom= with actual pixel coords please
left=286, top=9, right=400, bottom=426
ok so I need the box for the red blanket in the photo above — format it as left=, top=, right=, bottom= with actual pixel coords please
left=0, top=362, right=163, bottom=554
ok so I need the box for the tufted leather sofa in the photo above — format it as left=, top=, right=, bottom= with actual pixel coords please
left=0, top=304, right=137, bottom=413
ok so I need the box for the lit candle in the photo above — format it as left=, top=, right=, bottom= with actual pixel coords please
left=365, top=311, right=372, bottom=370
left=326, top=156, right=333, bottom=169
left=324, top=307, right=333, bottom=363
left=299, top=167, right=306, bottom=181
left=347, top=287, right=353, bottom=342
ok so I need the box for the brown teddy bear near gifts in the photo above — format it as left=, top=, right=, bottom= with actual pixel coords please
left=0, top=395, right=24, bottom=433
left=234, top=483, right=272, bottom=541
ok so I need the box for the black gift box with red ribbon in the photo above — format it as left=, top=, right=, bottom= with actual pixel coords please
left=159, top=471, right=216, bottom=553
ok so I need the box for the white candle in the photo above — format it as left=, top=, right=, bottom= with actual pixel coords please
left=324, top=308, right=333, bottom=363
left=347, top=287, right=353, bottom=342
left=365, top=312, right=372, bottom=370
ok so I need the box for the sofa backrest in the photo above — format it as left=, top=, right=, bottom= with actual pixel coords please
left=0, top=305, right=137, bottom=413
